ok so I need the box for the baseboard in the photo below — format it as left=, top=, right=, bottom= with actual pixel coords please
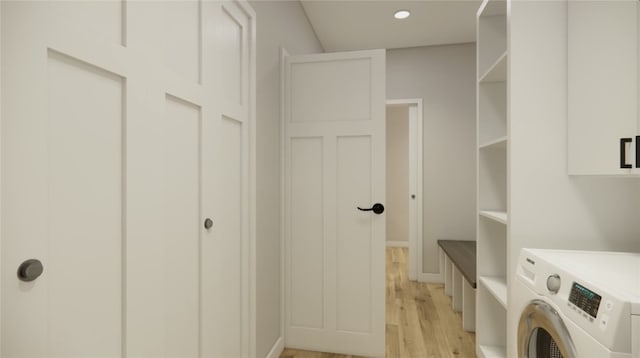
left=265, top=336, right=284, bottom=358
left=386, top=240, right=409, bottom=248
left=418, top=272, right=443, bottom=283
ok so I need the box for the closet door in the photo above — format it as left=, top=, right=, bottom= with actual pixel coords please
left=201, top=2, right=254, bottom=357
left=2, top=3, right=131, bottom=356
left=1, top=1, right=255, bottom=357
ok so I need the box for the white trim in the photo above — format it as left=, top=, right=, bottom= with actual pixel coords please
left=279, top=47, right=289, bottom=348
left=236, top=2, right=257, bottom=357
left=385, top=99, right=423, bottom=282
left=385, top=240, right=409, bottom=248
left=0, top=3, right=3, bottom=351
left=264, top=337, right=285, bottom=358
left=418, top=272, right=444, bottom=283
left=249, top=13, right=257, bottom=358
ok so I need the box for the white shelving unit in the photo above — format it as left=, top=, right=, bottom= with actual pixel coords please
left=476, top=0, right=508, bottom=356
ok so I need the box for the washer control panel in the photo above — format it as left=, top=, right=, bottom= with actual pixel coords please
left=569, top=281, right=602, bottom=319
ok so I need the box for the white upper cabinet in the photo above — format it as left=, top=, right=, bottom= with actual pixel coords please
left=568, top=0, right=639, bottom=175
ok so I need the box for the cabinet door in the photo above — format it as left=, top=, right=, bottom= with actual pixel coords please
left=568, top=0, right=638, bottom=175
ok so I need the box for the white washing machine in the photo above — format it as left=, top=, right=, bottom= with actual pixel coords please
left=513, top=248, right=640, bottom=358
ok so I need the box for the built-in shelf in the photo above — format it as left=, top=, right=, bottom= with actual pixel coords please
left=478, top=82, right=507, bottom=146
left=478, top=0, right=507, bottom=17
left=479, top=136, right=507, bottom=150
left=479, top=52, right=507, bottom=83
left=478, top=210, right=507, bottom=224
left=478, top=344, right=506, bottom=358
left=477, top=0, right=508, bottom=352
left=479, top=276, right=507, bottom=308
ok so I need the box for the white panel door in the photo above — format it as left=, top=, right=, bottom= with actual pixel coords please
left=1, top=1, right=255, bottom=357
left=284, top=50, right=386, bottom=358
left=201, top=2, right=254, bottom=358
left=2, top=3, right=126, bottom=356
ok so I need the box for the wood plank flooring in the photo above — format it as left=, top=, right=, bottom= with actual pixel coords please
left=280, top=247, right=476, bottom=358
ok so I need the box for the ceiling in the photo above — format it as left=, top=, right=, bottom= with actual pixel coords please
left=300, top=0, right=482, bottom=52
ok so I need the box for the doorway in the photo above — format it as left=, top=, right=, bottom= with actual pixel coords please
left=386, top=99, right=423, bottom=282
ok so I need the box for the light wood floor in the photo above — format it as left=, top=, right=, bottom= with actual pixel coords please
left=280, top=247, right=476, bottom=358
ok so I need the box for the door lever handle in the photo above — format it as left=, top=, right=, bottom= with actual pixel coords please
left=357, top=203, right=385, bottom=214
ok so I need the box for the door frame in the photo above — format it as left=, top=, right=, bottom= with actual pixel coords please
left=0, top=4, right=3, bottom=350
left=276, top=47, right=290, bottom=357
left=386, top=99, right=423, bottom=282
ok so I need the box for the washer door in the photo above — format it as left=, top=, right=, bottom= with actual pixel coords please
left=518, top=300, right=578, bottom=358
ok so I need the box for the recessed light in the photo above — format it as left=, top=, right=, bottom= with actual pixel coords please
left=394, top=10, right=411, bottom=20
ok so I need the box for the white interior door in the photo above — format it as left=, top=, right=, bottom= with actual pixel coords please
left=284, top=50, right=386, bottom=358
left=1, top=1, right=254, bottom=357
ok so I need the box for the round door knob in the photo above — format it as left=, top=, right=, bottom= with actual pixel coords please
left=547, top=274, right=561, bottom=294
left=204, top=218, right=213, bottom=230
left=17, top=259, right=44, bottom=282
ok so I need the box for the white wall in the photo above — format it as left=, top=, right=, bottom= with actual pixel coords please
left=248, top=1, right=323, bottom=357
left=506, top=2, right=640, bottom=356
left=386, top=105, right=409, bottom=243
left=387, top=44, right=477, bottom=274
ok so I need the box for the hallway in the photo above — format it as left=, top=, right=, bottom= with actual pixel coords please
left=281, top=247, right=477, bottom=358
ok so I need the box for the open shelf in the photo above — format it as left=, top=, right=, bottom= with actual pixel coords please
left=477, top=216, right=506, bottom=281
left=478, top=7, right=507, bottom=77
left=478, top=344, right=506, bottom=358
left=478, top=81, right=507, bottom=144
left=478, top=0, right=506, bottom=17
left=478, top=148, right=507, bottom=212
left=479, top=52, right=507, bottom=83
left=479, top=276, right=507, bottom=308
left=479, top=136, right=507, bottom=150
left=476, top=281, right=507, bottom=354
left=478, top=210, right=507, bottom=224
